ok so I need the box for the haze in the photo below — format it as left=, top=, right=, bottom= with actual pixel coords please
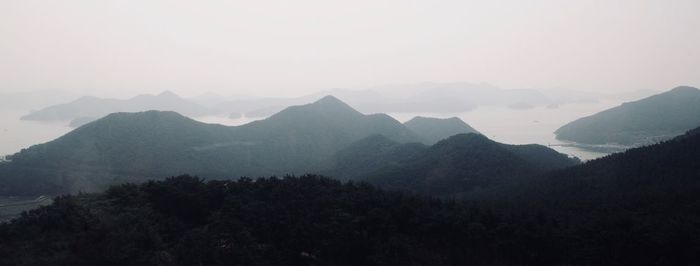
left=2, top=0, right=699, bottom=97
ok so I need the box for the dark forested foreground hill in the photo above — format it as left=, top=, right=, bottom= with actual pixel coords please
left=321, top=133, right=579, bottom=197
left=507, top=126, right=700, bottom=218
left=2, top=168, right=700, bottom=265
left=555, top=86, right=700, bottom=146
left=1, top=176, right=545, bottom=266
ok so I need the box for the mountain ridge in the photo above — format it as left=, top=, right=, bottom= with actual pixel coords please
left=322, top=132, right=579, bottom=197
left=21, top=91, right=213, bottom=123
left=404, top=116, right=480, bottom=144
left=1, top=96, right=420, bottom=195
left=555, top=86, right=700, bottom=145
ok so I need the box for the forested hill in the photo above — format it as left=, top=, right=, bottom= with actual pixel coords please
left=3, top=163, right=700, bottom=265
left=403, top=116, right=480, bottom=144
left=2, top=128, right=700, bottom=265
left=511, top=126, right=700, bottom=209
left=0, top=111, right=232, bottom=196
left=0, top=96, right=422, bottom=196
left=555, top=86, right=700, bottom=145
left=322, top=133, right=579, bottom=197
left=0, top=175, right=556, bottom=265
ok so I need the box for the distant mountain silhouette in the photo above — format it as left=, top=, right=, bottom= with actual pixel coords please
left=555, top=86, right=700, bottom=145
left=0, top=96, right=421, bottom=196
left=404, top=116, right=480, bottom=144
left=21, top=91, right=212, bottom=123
left=322, top=133, right=579, bottom=197
left=207, top=83, right=604, bottom=117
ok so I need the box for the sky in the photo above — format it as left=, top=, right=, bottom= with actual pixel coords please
left=1, top=0, right=699, bottom=97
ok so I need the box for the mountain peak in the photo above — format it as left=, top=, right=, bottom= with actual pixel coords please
left=312, top=95, right=347, bottom=106
left=668, top=86, right=700, bottom=94
left=404, top=116, right=480, bottom=144
left=96, top=110, right=192, bottom=125
left=157, top=90, right=181, bottom=98
left=438, top=133, right=490, bottom=145
left=269, top=95, right=361, bottom=119
left=406, top=116, right=463, bottom=123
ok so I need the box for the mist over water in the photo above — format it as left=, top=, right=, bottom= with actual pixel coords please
left=0, top=111, right=71, bottom=156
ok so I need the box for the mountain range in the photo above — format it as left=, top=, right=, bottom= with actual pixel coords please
left=322, top=133, right=578, bottom=197
left=2, top=125, right=699, bottom=265
left=20, top=91, right=212, bottom=126
left=555, top=86, right=700, bottom=146
left=3, top=96, right=520, bottom=196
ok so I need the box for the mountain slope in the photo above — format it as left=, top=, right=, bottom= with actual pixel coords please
left=3, top=130, right=700, bottom=265
left=484, top=127, right=700, bottom=264
left=519, top=126, right=700, bottom=205
left=0, top=96, right=420, bottom=196
left=555, top=86, right=700, bottom=145
left=323, top=133, right=578, bottom=197
left=318, top=135, right=427, bottom=181
left=1, top=111, right=233, bottom=195
left=404, top=116, right=480, bottom=144
left=21, top=91, right=212, bottom=122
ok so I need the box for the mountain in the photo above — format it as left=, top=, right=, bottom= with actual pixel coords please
left=318, top=135, right=427, bottom=181
left=20, top=91, right=212, bottom=123
left=212, top=89, right=394, bottom=118
left=487, top=127, right=700, bottom=264
left=403, top=116, right=480, bottom=144
left=3, top=130, right=700, bottom=265
left=322, top=133, right=579, bottom=197
left=555, top=86, right=700, bottom=145
left=1, top=111, right=232, bottom=196
left=517, top=126, right=700, bottom=206
left=0, top=96, right=420, bottom=196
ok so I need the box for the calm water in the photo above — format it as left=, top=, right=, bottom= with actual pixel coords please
left=0, top=102, right=620, bottom=161
left=0, top=111, right=72, bottom=156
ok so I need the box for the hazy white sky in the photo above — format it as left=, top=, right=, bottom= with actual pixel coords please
left=1, top=0, right=699, bottom=97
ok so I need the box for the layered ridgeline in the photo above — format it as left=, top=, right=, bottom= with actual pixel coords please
left=21, top=91, right=212, bottom=126
left=555, top=86, right=700, bottom=146
left=2, top=128, right=700, bottom=265
left=321, top=133, right=578, bottom=197
left=403, top=116, right=480, bottom=145
left=0, top=96, right=424, bottom=196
